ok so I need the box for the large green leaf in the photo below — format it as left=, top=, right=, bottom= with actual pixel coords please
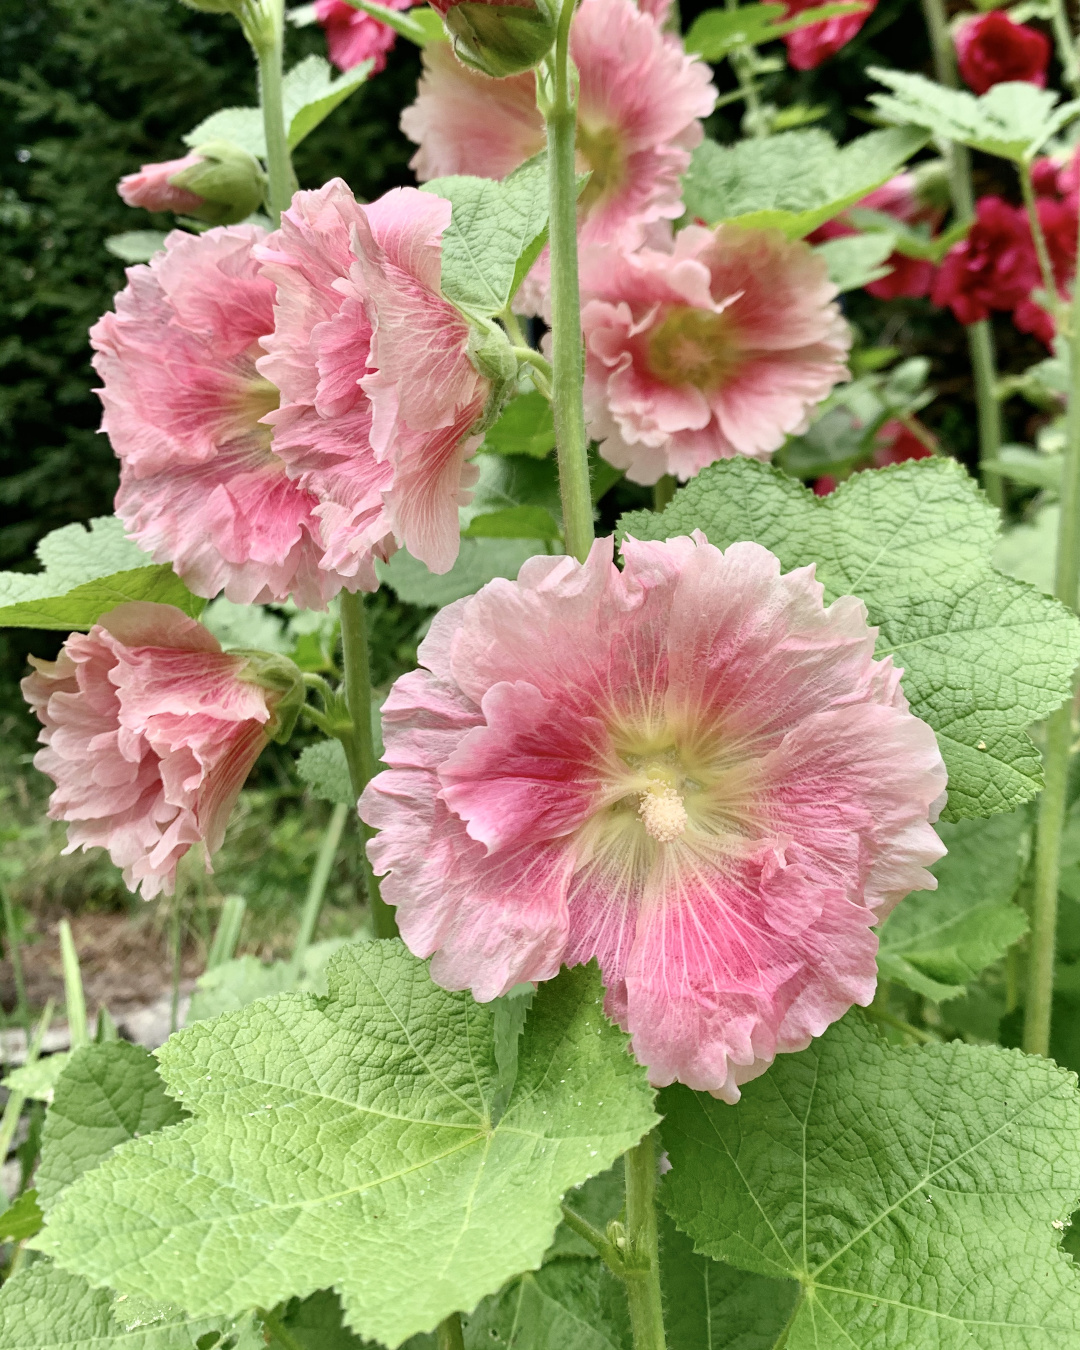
left=681, top=127, right=929, bottom=237
left=685, top=2, right=865, bottom=59
left=814, top=231, right=896, bottom=292
left=661, top=1014, right=1080, bottom=1348
left=183, top=55, right=371, bottom=159
left=422, top=157, right=549, bottom=317
left=0, top=516, right=201, bottom=630
left=869, top=69, right=1080, bottom=163
left=37, top=946, right=656, bottom=1348
left=659, top=1211, right=796, bottom=1350
left=377, top=538, right=546, bottom=607
left=296, top=739, right=355, bottom=807
left=35, top=1043, right=186, bottom=1212
left=877, top=811, right=1029, bottom=1001
left=0, top=1262, right=222, bottom=1350
left=482, top=390, right=556, bottom=460
left=185, top=938, right=351, bottom=1024
left=620, top=457, right=1080, bottom=819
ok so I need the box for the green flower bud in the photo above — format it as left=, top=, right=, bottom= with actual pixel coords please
left=436, top=0, right=558, bottom=78
left=468, top=320, right=521, bottom=432
left=169, top=140, right=267, bottom=226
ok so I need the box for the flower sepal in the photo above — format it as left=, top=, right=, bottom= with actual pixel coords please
left=439, top=0, right=558, bottom=78
left=467, top=320, right=519, bottom=430
left=233, top=650, right=307, bottom=744
left=169, top=139, right=267, bottom=226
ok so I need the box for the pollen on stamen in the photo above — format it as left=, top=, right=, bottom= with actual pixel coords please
left=638, top=784, right=689, bottom=843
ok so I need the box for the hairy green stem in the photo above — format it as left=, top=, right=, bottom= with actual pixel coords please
left=293, top=801, right=348, bottom=962
left=258, top=1308, right=306, bottom=1350
left=919, top=0, right=1003, bottom=504
left=0, top=880, right=30, bottom=1036
left=339, top=591, right=397, bottom=939
left=560, top=1203, right=627, bottom=1274
left=544, top=0, right=594, bottom=563
left=623, top=1133, right=667, bottom=1350
left=436, top=1313, right=466, bottom=1350
left=1019, top=161, right=1062, bottom=332
left=1051, top=0, right=1080, bottom=96
left=251, top=0, right=298, bottom=223
left=1023, top=204, right=1080, bottom=1056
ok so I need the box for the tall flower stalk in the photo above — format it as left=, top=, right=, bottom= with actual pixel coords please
left=246, top=0, right=299, bottom=222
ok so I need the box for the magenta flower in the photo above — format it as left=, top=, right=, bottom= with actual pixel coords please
left=91, top=226, right=335, bottom=608
left=23, top=603, right=298, bottom=900
left=361, top=535, right=947, bottom=1099
left=117, top=154, right=207, bottom=215
left=579, top=225, right=850, bottom=485
left=315, top=0, right=415, bottom=73
left=401, top=0, right=715, bottom=265
left=955, top=11, right=1050, bottom=96
left=256, top=180, right=489, bottom=579
left=781, top=0, right=876, bottom=70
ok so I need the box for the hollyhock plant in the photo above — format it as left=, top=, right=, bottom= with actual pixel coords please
left=578, top=224, right=850, bottom=484
left=256, top=179, right=491, bottom=579
left=931, top=194, right=1040, bottom=325
left=955, top=11, right=1050, bottom=96
left=781, top=0, right=876, bottom=70
left=22, top=602, right=302, bottom=900
left=401, top=0, right=715, bottom=259
left=315, top=0, right=415, bottom=74
left=91, top=226, right=336, bottom=609
left=361, top=534, right=947, bottom=1098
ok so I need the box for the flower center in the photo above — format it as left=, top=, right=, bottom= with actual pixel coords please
left=575, top=121, right=626, bottom=213
left=236, top=368, right=281, bottom=455
left=637, top=781, right=689, bottom=843
left=646, top=306, right=743, bottom=391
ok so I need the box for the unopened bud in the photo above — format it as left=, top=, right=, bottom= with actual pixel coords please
left=432, top=0, right=557, bottom=77
left=169, top=140, right=267, bottom=225
left=468, top=321, right=519, bottom=430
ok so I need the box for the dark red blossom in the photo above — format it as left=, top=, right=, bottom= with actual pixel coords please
left=955, top=11, right=1049, bottom=96
left=931, top=196, right=1040, bottom=325
left=781, top=0, right=876, bottom=70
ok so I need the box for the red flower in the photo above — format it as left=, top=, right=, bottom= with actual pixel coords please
left=865, top=253, right=936, bottom=301
left=781, top=0, right=876, bottom=70
left=873, top=419, right=935, bottom=467
left=955, top=12, right=1049, bottom=97
left=931, top=196, right=1040, bottom=324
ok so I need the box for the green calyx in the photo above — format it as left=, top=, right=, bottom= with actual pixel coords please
left=442, top=1, right=557, bottom=78
left=468, top=320, right=519, bottom=430
left=170, top=139, right=267, bottom=226
left=233, top=650, right=306, bottom=745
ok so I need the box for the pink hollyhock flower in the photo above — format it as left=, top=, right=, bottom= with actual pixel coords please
left=315, top=0, right=414, bottom=73
left=955, top=11, right=1049, bottom=96
left=360, top=535, right=947, bottom=1099
left=91, top=226, right=336, bottom=609
left=578, top=225, right=850, bottom=485
left=118, top=154, right=206, bottom=214
left=931, top=195, right=1040, bottom=324
left=22, top=602, right=299, bottom=900
left=781, top=0, right=876, bottom=70
left=402, top=0, right=715, bottom=258
left=256, top=179, right=490, bottom=577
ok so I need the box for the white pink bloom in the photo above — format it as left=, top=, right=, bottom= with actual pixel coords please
left=360, top=534, right=947, bottom=1100
left=401, top=0, right=715, bottom=271
left=256, top=180, right=490, bottom=579
left=22, top=602, right=297, bottom=900
left=91, top=226, right=335, bottom=608
left=579, top=225, right=850, bottom=485
left=315, top=0, right=414, bottom=73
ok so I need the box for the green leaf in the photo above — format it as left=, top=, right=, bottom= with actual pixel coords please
left=35, top=1043, right=186, bottom=1212
left=0, top=1261, right=222, bottom=1350
left=681, top=126, right=929, bottom=237
left=341, top=0, right=447, bottom=45
left=105, top=231, right=169, bottom=263
left=619, top=457, right=1080, bottom=818
left=869, top=68, right=1080, bottom=163
left=814, top=231, right=897, bottom=292
left=377, top=538, right=546, bottom=607
left=0, top=1190, right=43, bottom=1243
left=658, top=1210, right=796, bottom=1350
left=482, top=391, right=556, bottom=460
left=685, top=2, right=864, bottom=60
left=661, top=1014, right=1080, bottom=1348
left=422, top=157, right=549, bottom=317
left=184, top=56, right=371, bottom=160
left=463, top=506, right=562, bottom=540
left=985, top=445, right=1063, bottom=492
left=2, top=1054, right=71, bottom=1104
left=296, top=739, right=355, bottom=807
left=38, top=947, right=657, bottom=1348
left=994, top=504, right=1059, bottom=595
left=459, top=451, right=562, bottom=542
left=459, top=1259, right=630, bottom=1350
left=0, top=517, right=201, bottom=630
left=185, top=938, right=351, bottom=1023
left=877, top=811, right=1029, bottom=1001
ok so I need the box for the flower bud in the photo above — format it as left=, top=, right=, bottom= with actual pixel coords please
left=118, top=142, right=265, bottom=225
left=168, top=140, right=267, bottom=225
left=431, top=0, right=558, bottom=78
left=468, top=320, right=518, bottom=429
